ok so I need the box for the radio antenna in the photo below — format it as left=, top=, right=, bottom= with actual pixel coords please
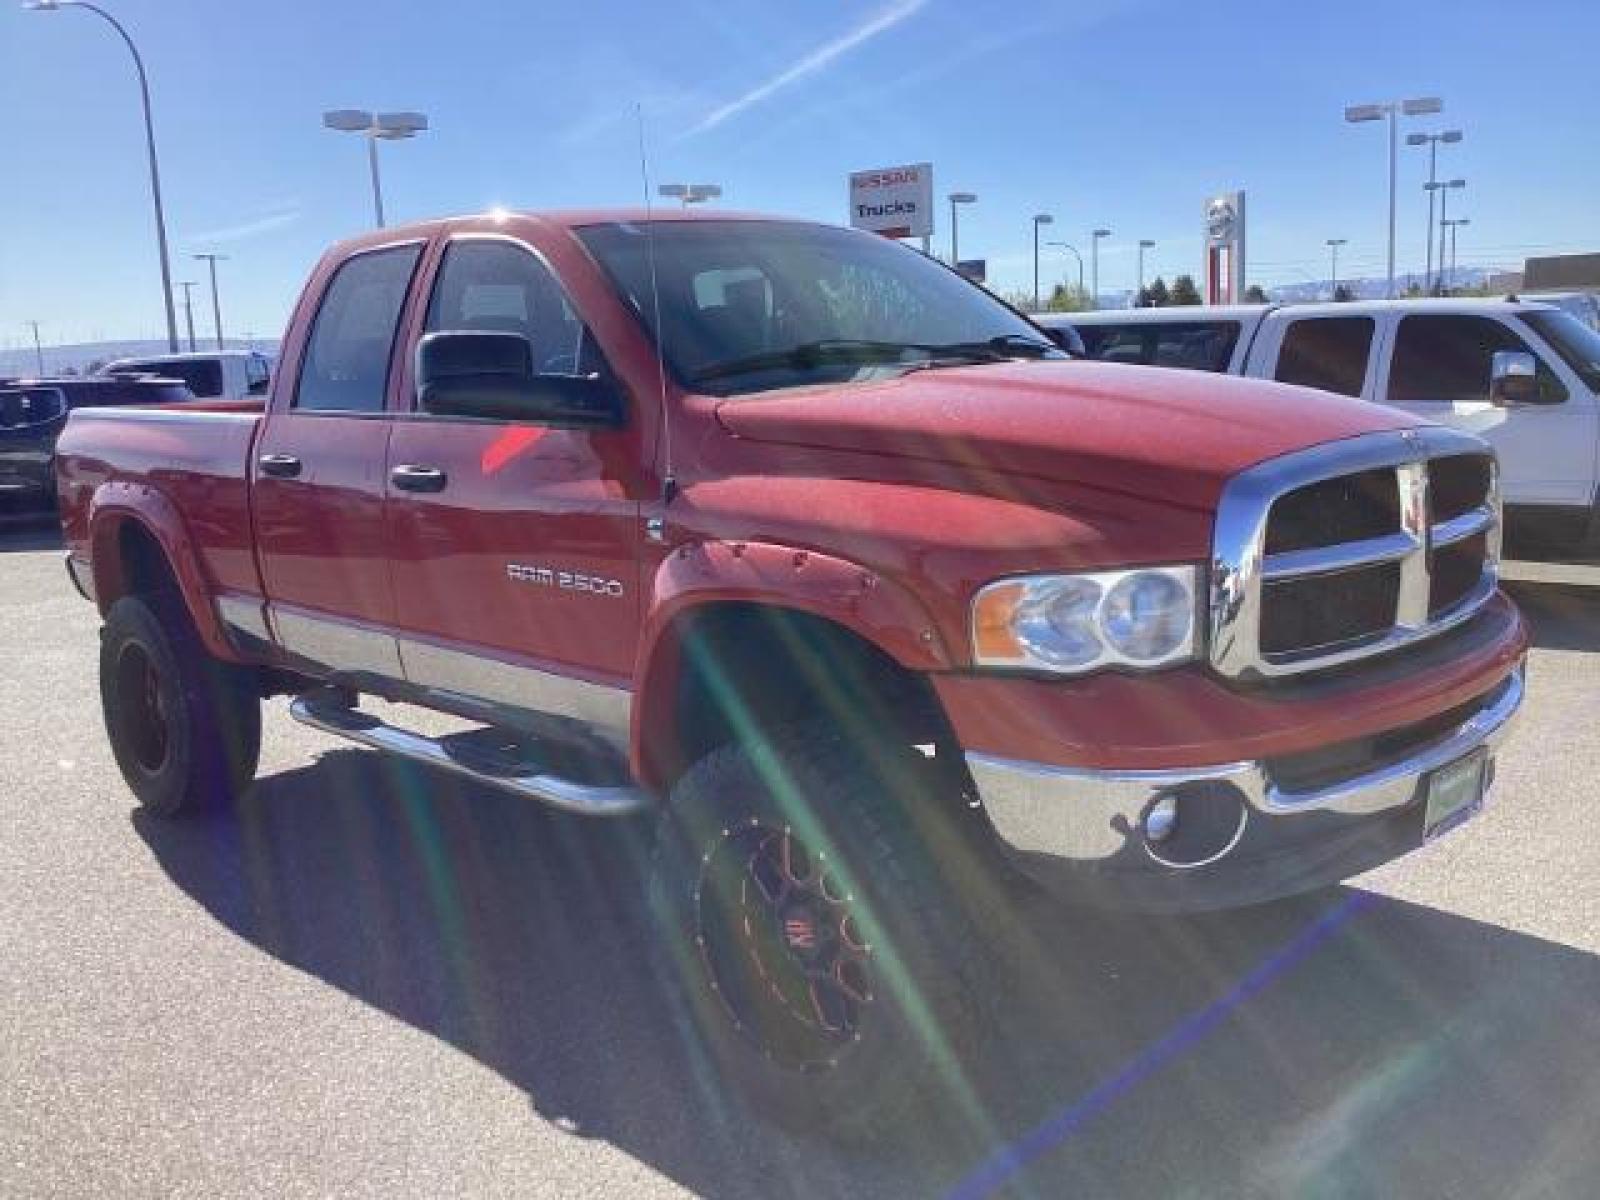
left=636, top=104, right=677, bottom=507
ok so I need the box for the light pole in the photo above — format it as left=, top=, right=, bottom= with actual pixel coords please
left=1136, top=239, right=1156, bottom=303
left=1046, top=241, right=1084, bottom=300
left=175, top=281, right=198, bottom=351
left=1442, top=217, right=1470, bottom=291
left=26, top=321, right=45, bottom=376
left=1031, top=214, right=1054, bottom=311
left=1424, top=178, right=1465, bottom=293
left=659, top=183, right=723, bottom=208
left=26, top=0, right=179, bottom=352
left=193, top=254, right=227, bottom=351
left=1344, top=95, right=1442, bottom=298
left=1325, top=238, right=1347, bottom=299
left=948, top=192, right=976, bottom=266
left=323, top=109, right=428, bottom=228
left=1090, top=228, right=1111, bottom=310
left=1406, top=128, right=1463, bottom=293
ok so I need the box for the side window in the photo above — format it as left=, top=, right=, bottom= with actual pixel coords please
left=1079, top=322, right=1238, bottom=372
left=1274, top=317, right=1374, bottom=398
left=1388, top=315, right=1567, bottom=404
left=295, top=243, right=423, bottom=413
left=245, top=354, right=270, bottom=395
left=425, top=240, right=595, bottom=377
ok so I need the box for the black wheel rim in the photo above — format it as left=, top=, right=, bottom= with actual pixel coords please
left=116, top=642, right=170, bottom=774
left=694, top=820, right=874, bottom=1071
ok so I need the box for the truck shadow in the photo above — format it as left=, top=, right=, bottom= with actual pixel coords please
left=134, top=749, right=1600, bottom=1198
left=1503, top=579, right=1600, bottom=653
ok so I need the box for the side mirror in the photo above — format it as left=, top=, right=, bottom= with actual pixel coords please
left=1489, top=350, right=1539, bottom=406
left=416, top=331, right=624, bottom=428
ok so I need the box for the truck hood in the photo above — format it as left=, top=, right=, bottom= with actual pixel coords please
left=714, top=361, right=1418, bottom=511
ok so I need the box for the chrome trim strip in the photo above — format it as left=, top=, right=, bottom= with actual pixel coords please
left=1434, top=505, right=1494, bottom=548
left=290, top=695, right=650, bottom=817
left=1211, top=427, right=1498, bottom=679
left=268, top=604, right=405, bottom=678
left=216, top=593, right=271, bottom=643
left=64, top=407, right=260, bottom=424
left=1262, top=531, right=1417, bottom=581
left=965, top=669, right=1522, bottom=863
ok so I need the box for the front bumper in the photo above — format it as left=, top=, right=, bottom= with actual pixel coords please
left=966, top=668, right=1524, bottom=912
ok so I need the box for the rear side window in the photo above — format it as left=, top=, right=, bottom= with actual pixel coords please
left=1273, top=317, right=1374, bottom=398
left=1078, top=321, right=1239, bottom=372
left=1388, top=314, right=1567, bottom=404
left=295, top=243, right=423, bottom=412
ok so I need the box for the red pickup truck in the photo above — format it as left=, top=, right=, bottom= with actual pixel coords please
left=57, top=210, right=1527, bottom=1131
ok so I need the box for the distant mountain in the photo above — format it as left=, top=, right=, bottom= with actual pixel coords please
left=0, top=338, right=280, bottom=380
left=1264, top=266, right=1509, bottom=303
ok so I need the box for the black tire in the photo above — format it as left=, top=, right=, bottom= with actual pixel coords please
left=99, top=592, right=261, bottom=817
left=649, top=721, right=997, bottom=1138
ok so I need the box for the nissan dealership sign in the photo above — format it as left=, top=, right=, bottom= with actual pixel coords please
left=849, top=163, right=933, bottom=240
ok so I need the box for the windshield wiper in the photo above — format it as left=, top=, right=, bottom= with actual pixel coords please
left=690, top=335, right=1055, bottom=384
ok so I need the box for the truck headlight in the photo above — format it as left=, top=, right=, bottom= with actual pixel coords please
left=971, top=566, right=1200, bottom=675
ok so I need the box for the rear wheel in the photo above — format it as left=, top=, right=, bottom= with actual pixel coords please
left=650, top=721, right=996, bottom=1136
left=100, top=593, right=261, bottom=817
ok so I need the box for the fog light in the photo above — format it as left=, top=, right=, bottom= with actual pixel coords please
left=1145, top=793, right=1178, bottom=843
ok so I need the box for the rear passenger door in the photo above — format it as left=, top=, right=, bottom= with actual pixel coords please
left=1375, top=314, right=1590, bottom=507
left=252, top=240, right=424, bottom=676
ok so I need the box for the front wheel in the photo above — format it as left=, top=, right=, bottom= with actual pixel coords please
left=100, top=593, right=261, bottom=817
left=649, top=722, right=996, bottom=1137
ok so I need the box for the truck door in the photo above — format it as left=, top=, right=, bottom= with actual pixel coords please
left=252, top=240, right=425, bottom=678
left=1375, top=313, right=1596, bottom=508
left=383, top=235, right=646, bottom=746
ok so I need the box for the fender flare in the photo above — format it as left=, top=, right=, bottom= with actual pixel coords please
left=629, top=540, right=954, bottom=782
left=87, top=480, right=239, bottom=662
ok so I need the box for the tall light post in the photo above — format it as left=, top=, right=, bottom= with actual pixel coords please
left=1136, top=239, right=1156, bottom=303
left=947, top=192, right=976, bottom=266
left=26, top=321, right=45, bottom=376
left=1090, top=228, right=1111, bottom=310
left=1046, top=241, right=1084, bottom=300
left=1031, top=214, right=1054, bottom=311
left=175, top=281, right=198, bottom=351
left=193, top=254, right=227, bottom=351
left=659, top=183, right=723, bottom=208
left=1424, top=178, right=1465, bottom=293
left=1406, top=128, right=1463, bottom=293
left=1344, top=95, right=1442, bottom=298
left=1442, top=217, right=1470, bottom=292
left=26, top=0, right=179, bottom=352
left=1325, top=238, right=1347, bottom=299
left=323, top=109, right=428, bottom=228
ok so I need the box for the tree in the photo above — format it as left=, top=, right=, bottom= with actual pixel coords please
left=1243, top=284, right=1269, bottom=304
left=1140, top=277, right=1170, bottom=308
left=1169, top=274, right=1202, bottom=306
left=1047, top=282, right=1092, bottom=312
left=1333, top=284, right=1356, bottom=302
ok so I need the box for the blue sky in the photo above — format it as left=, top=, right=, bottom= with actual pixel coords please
left=3, top=0, right=1598, bottom=349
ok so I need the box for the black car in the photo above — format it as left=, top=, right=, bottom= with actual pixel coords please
left=0, top=375, right=192, bottom=516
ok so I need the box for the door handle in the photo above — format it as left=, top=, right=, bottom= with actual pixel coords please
left=391, top=463, right=449, bottom=493
left=258, top=453, right=302, bottom=478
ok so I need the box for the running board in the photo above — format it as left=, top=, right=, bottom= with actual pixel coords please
left=288, top=693, right=652, bottom=817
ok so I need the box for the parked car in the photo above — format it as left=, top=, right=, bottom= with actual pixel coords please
left=56, top=212, right=1526, bottom=1134
left=102, top=350, right=271, bottom=401
left=1039, top=298, right=1600, bottom=552
left=0, top=374, right=192, bottom=516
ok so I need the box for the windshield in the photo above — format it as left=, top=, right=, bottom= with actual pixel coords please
left=1519, top=310, right=1600, bottom=391
left=107, top=359, right=224, bottom=397
left=577, top=220, right=1060, bottom=394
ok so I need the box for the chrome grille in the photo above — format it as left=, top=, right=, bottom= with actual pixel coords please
left=1210, top=427, right=1499, bottom=679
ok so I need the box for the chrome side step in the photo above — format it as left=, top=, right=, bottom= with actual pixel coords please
left=289, top=693, right=652, bottom=817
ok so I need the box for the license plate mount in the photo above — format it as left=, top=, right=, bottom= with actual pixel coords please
left=1424, top=748, right=1488, bottom=841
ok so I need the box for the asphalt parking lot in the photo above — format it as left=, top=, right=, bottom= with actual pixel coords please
left=4, top=519, right=1599, bottom=1199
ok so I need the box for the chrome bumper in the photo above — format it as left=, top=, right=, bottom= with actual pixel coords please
left=966, top=669, right=1523, bottom=869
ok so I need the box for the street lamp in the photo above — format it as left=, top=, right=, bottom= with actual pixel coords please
left=948, top=192, right=976, bottom=266
left=1031, top=214, right=1054, bottom=311
left=322, top=109, right=428, bottom=228
left=26, top=0, right=179, bottom=352
left=1090, top=228, right=1111, bottom=310
left=1325, top=238, right=1348, bottom=299
left=659, top=183, right=723, bottom=207
left=1136, top=239, right=1156, bottom=303
left=193, top=254, right=228, bottom=351
left=1344, top=95, right=1442, bottom=298
left=1046, top=241, right=1084, bottom=300
left=175, top=280, right=198, bottom=351
left=1441, top=217, right=1471, bottom=293
left=1424, top=178, right=1466, bottom=293
left=1406, top=128, right=1463, bottom=293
